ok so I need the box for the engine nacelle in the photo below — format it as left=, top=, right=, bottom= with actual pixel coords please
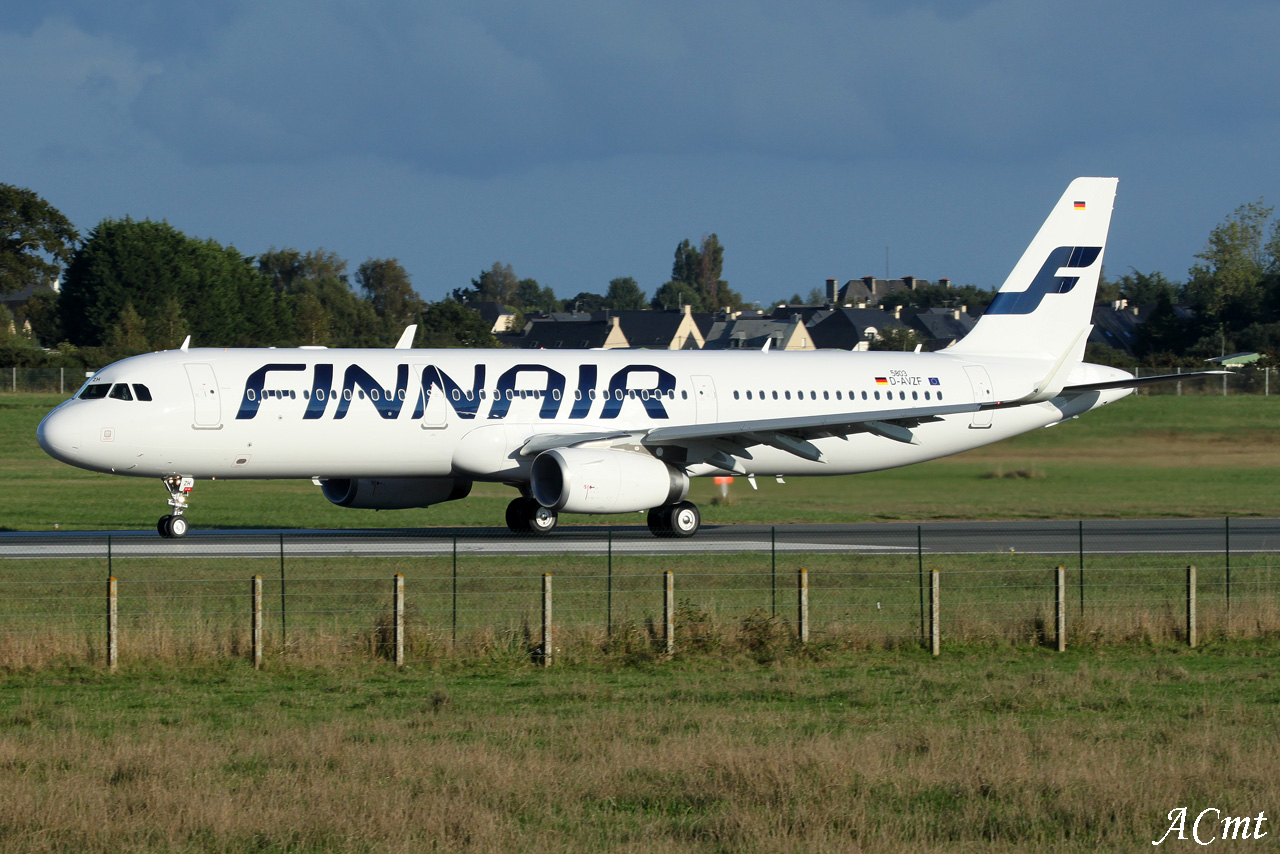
left=530, top=448, right=688, bottom=514
left=320, top=477, right=472, bottom=510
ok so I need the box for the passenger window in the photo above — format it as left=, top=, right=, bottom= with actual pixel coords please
left=108, top=383, right=134, bottom=401
left=784, top=391, right=791, bottom=400
left=874, top=391, right=880, bottom=400
left=861, top=391, right=868, bottom=400
left=772, top=391, right=778, bottom=400
left=733, top=390, right=740, bottom=400
left=912, top=391, right=918, bottom=400
left=924, top=391, right=930, bottom=400
left=823, top=391, right=829, bottom=400
left=132, top=384, right=153, bottom=401
left=836, top=391, right=842, bottom=400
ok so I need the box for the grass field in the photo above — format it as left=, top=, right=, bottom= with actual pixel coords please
left=2, top=648, right=1279, bottom=852
left=3, top=391, right=1280, bottom=532
left=3, top=391, right=1279, bottom=851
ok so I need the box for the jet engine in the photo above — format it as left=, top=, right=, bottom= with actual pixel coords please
left=530, top=448, right=688, bottom=514
left=320, top=477, right=472, bottom=509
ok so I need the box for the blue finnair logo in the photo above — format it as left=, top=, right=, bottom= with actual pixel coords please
left=235, top=362, right=678, bottom=422
left=985, top=246, right=1102, bottom=316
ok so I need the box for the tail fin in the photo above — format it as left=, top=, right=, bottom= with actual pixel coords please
left=949, top=177, right=1118, bottom=359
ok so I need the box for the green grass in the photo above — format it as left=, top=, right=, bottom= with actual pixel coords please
left=3, top=392, right=1280, bottom=531
left=1, top=647, right=1278, bottom=851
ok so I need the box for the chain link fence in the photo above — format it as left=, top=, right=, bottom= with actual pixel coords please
left=1, top=520, right=1277, bottom=668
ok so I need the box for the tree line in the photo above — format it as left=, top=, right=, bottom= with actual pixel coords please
left=4, top=182, right=1280, bottom=368
left=0, top=184, right=748, bottom=368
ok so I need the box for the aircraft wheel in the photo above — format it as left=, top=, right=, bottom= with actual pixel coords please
left=505, top=497, right=529, bottom=533
left=668, top=502, right=700, bottom=538
left=168, top=515, right=190, bottom=538
left=525, top=500, right=558, bottom=535
left=647, top=506, right=672, bottom=536
left=158, top=515, right=173, bottom=538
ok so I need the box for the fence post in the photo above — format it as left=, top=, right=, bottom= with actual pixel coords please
left=1055, top=565, right=1066, bottom=652
left=541, top=573, right=553, bottom=666
left=1186, top=565, right=1197, bottom=648
left=106, top=576, right=118, bottom=671
left=451, top=536, right=458, bottom=647
left=251, top=575, right=263, bottom=670
left=393, top=573, right=405, bottom=667
left=917, top=525, right=925, bottom=643
left=929, top=569, right=940, bottom=657
left=771, top=526, right=777, bottom=618
left=797, top=568, right=809, bottom=644
left=607, top=530, right=613, bottom=638
left=1225, top=516, right=1231, bottom=618
left=664, top=570, right=674, bottom=657
left=279, top=533, right=287, bottom=652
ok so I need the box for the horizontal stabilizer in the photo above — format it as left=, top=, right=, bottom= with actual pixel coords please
left=1062, top=371, right=1233, bottom=393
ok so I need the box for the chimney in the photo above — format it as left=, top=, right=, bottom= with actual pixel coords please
left=683, top=303, right=692, bottom=318
left=960, top=305, right=967, bottom=314
left=903, top=275, right=916, bottom=290
left=939, top=277, right=951, bottom=288
left=951, top=309, right=961, bottom=320
left=893, top=306, right=901, bottom=320
left=825, top=278, right=838, bottom=303
left=1112, top=299, right=1127, bottom=311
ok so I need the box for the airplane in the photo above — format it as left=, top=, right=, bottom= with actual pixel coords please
left=36, top=177, right=1226, bottom=539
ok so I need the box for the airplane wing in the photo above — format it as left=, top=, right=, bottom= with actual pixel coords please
left=518, top=400, right=983, bottom=470
left=516, top=369, right=1232, bottom=472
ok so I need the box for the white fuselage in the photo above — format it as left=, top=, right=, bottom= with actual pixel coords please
left=37, top=346, right=1132, bottom=483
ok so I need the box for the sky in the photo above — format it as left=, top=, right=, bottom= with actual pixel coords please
left=4, top=0, right=1279, bottom=308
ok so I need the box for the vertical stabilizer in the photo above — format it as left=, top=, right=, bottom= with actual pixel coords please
left=949, top=177, right=1117, bottom=359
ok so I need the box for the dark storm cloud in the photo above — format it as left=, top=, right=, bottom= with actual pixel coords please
left=111, top=0, right=1279, bottom=178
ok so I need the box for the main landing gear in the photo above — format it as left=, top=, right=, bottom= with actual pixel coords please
left=505, top=496, right=559, bottom=535
left=647, top=501, right=701, bottom=538
left=158, top=475, right=195, bottom=539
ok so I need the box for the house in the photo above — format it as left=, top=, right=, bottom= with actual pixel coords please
left=901, top=307, right=976, bottom=350
left=827, top=276, right=952, bottom=308
left=704, top=312, right=816, bottom=350
left=469, top=301, right=519, bottom=334
left=612, top=306, right=708, bottom=350
left=518, top=311, right=627, bottom=349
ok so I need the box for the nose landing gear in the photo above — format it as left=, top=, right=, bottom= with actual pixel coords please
left=158, top=475, right=195, bottom=538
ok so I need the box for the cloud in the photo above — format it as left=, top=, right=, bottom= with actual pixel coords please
left=4, top=0, right=1260, bottom=180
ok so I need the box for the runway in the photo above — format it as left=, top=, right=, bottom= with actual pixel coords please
left=1, top=518, right=1276, bottom=559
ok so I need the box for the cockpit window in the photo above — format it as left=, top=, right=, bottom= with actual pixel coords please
left=108, top=383, right=134, bottom=401
left=133, top=384, right=153, bottom=401
left=79, top=383, right=111, bottom=400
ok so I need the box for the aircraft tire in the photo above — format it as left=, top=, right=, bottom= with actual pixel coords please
left=168, top=515, right=189, bottom=538
left=647, top=506, right=673, bottom=536
left=668, top=502, right=700, bottom=538
left=158, top=515, right=173, bottom=538
left=505, top=497, right=529, bottom=533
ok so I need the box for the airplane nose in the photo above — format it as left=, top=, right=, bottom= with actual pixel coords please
left=37, top=407, right=83, bottom=462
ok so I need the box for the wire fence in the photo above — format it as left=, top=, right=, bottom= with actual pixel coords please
left=2, top=365, right=1277, bottom=396
left=1, top=519, right=1277, bottom=668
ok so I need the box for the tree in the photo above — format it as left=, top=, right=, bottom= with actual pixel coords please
left=416, top=300, right=501, bottom=348
left=568, top=291, right=607, bottom=312
left=0, top=184, right=78, bottom=296
left=1115, top=269, right=1180, bottom=306
left=1185, top=200, right=1273, bottom=326
left=454, top=262, right=521, bottom=307
left=867, top=326, right=919, bottom=351
left=516, top=278, right=562, bottom=313
left=356, top=257, right=421, bottom=333
left=61, top=218, right=282, bottom=349
left=650, top=280, right=703, bottom=311
left=605, top=277, right=647, bottom=310
left=260, top=248, right=381, bottom=347
left=655, top=234, right=742, bottom=311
